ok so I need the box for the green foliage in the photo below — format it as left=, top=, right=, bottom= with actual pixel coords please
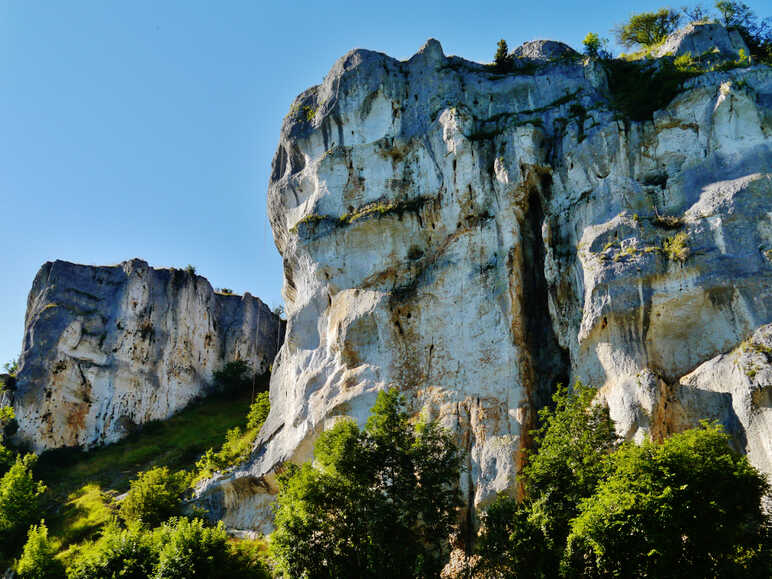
left=67, top=520, right=166, bottom=579
left=522, top=383, right=619, bottom=570
left=0, top=454, right=47, bottom=558
left=564, top=423, right=771, bottom=577
left=246, top=391, right=270, bottom=430
left=474, top=495, right=549, bottom=578
left=476, top=383, right=619, bottom=577
left=67, top=518, right=268, bottom=579
left=662, top=230, right=690, bottom=262
left=16, top=521, right=66, bottom=579
left=213, top=360, right=254, bottom=393
left=615, top=9, right=682, bottom=48
left=477, top=385, right=772, bottom=577
left=271, top=388, right=463, bottom=578
left=3, top=357, right=18, bottom=376
left=193, top=391, right=269, bottom=484
left=582, top=33, right=602, bottom=57
left=119, top=467, right=189, bottom=528
left=716, top=1, right=772, bottom=63
left=0, top=405, right=16, bottom=476
left=605, top=58, right=699, bottom=120
left=494, top=39, right=512, bottom=71
left=184, top=264, right=196, bottom=275
left=153, top=517, right=231, bottom=578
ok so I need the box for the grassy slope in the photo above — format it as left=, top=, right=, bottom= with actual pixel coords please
left=31, top=378, right=267, bottom=551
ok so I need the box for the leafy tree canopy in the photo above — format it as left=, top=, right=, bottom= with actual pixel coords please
left=476, top=384, right=771, bottom=577
left=119, top=467, right=189, bottom=528
left=270, top=388, right=463, bottom=578
left=615, top=8, right=682, bottom=47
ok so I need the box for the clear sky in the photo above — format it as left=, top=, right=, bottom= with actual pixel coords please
left=1, top=0, right=768, bottom=365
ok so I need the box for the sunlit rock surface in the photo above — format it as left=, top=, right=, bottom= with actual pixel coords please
left=12, top=259, right=284, bottom=451
left=197, top=25, right=772, bottom=533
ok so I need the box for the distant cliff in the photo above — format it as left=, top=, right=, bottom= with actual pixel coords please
left=12, top=259, right=284, bottom=451
left=196, top=22, right=772, bottom=534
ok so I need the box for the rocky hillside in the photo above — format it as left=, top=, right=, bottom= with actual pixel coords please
left=206, top=24, right=768, bottom=533
left=11, top=259, right=284, bottom=452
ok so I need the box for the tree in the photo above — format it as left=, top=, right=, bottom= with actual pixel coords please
left=681, top=4, right=711, bottom=22
left=271, top=388, right=463, bottom=578
left=0, top=454, right=47, bottom=558
left=494, top=39, right=512, bottom=71
left=213, top=360, right=254, bottom=393
left=119, top=467, right=189, bottom=528
left=0, top=406, right=16, bottom=476
left=475, top=383, right=619, bottom=577
left=67, top=520, right=157, bottom=579
left=564, top=423, right=770, bottom=577
left=16, top=521, right=66, bottom=579
left=583, top=33, right=602, bottom=57
left=715, top=1, right=772, bottom=62
left=615, top=9, right=682, bottom=48
left=153, top=518, right=233, bottom=579
left=583, top=33, right=611, bottom=59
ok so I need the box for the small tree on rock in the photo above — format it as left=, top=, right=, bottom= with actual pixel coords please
left=494, top=39, right=512, bottom=71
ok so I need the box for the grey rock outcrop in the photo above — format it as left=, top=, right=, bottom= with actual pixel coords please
left=655, top=21, right=749, bottom=59
left=197, top=25, right=772, bottom=534
left=12, top=259, right=284, bottom=451
left=512, top=40, right=578, bottom=61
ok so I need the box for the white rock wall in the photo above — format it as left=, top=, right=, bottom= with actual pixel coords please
left=197, top=32, right=772, bottom=534
left=12, top=259, right=284, bottom=451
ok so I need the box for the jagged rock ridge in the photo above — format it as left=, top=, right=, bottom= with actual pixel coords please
left=197, top=25, right=771, bottom=534
left=12, top=259, right=284, bottom=451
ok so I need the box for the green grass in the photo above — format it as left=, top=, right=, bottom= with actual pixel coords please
left=33, top=379, right=267, bottom=549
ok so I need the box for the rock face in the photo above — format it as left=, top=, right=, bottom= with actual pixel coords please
left=197, top=26, right=772, bottom=534
left=12, top=259, right=284, bottom=451
left=655, top=21, right=749, bottom=59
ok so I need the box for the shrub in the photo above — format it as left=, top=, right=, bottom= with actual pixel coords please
left=0, top=454, right=47, bottom=558
left=662, top=231, right=690, bottom=262
left=246, top=391, right=270, bottom=430
left=184, top=264, right=196, bottom=275
left=271, top=388, right=463, bottom=578
left=213, top=360, right=253, bottom=393
left=153, top=518, right=231, bottom=579
left=615, top=9, right=682, bottom=48
left=67, top=520, right=160, bottom=579
left=16, top=521, right=65, bottom=579
left=564, top=423, right=770, bottom=577
left=605, top=58, right=699, bottom=120
left=119, top=467, right=189, bottom=528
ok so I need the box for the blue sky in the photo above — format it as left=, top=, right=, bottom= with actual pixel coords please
left=1, top=0, right=768, bottom=365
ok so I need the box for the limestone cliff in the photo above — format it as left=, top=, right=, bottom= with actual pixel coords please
left=12, top=259, right=284, bottom=451
left=197, top=24, right=772, bottom=533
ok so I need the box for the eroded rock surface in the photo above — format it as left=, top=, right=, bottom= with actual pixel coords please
left=12, top=259, right=284, bottom=451
left=197, top=26, right=772, bottom=534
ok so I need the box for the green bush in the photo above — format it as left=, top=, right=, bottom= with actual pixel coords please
left=16, top=521, right=65, bottom=579
left=564, top=423, right=770, bottom=577
left=153, top=518, right=231, bottom=579
left=66, top=520, right=156, bottom=579
left=193, top=391, right=270, bottom=484
left=119, top=467, right=189, bottom=528
left=605, top=58, right=699, bottom=121
left=476, top=385, right=771, bottom=577
left=246, top=391, right=270, bottom=430
left=271, top=388, right=463, bottom=578
left=213, top=360, right=254, bottom=393
left=0, top=454, right=47, bottom=558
